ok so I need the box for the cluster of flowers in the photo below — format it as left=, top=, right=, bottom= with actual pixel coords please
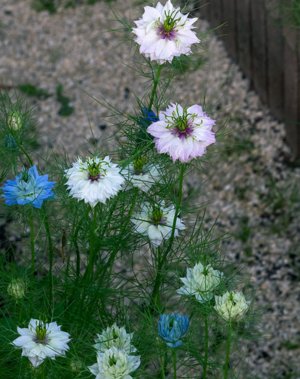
left=89, top=325, right=140, bottom=379
left=12, top=319, right=140, bottom=378
left=2, top=1, right=252, bottom=376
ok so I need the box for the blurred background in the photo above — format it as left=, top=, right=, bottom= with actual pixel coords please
left=0, top=0, right=300, bottom=378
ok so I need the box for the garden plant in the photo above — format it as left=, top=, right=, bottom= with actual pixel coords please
left=0, top=1, right=256, bottom=378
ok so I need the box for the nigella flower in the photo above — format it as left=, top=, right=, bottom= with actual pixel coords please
left=147, top=103, right=216, bottom=162
left=131, top=201, right=185, bottom=246
left=12, top=319, right=71, bottom=367
left=133, top=0, right=200, bottom=63
left=158, top=313, right=189, bottom=348
left=122, top=157, right=160, bottom=192
left=177, top=262, right=223, bottom=303
left=2, top=166, right=55, bottom=208
left=138, top=108, right=159, bottom=129
left=214, top=291, right=250, bottom=321
left=94, top=324, right=137, bottom=354
left=89, top=347, right=140, bottom=379
left=65, top=156, right=125, bottom=207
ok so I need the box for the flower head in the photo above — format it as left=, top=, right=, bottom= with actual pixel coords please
left=148, top=103, right=216, bottom=162
left=133, top=1, right=200, bottom=63
left=12, top=319, right=71, bottom=367
left=94, top=324, right=137, bottom=354
left=2, top=166, right=55, bottom=208
left=131, top=201, right=185, bottom=246
left=214, top=291, right=250, bottom=321
left=7, top=278, right=26, bottom=300
left=89, top=347, right=140, bottom=379
left=65, top=156, right=125, bottom=207
left=158, top=313, right=189, bottom=348
left=122, top=158, right=160, bottom=192
left=177, top=262, right=223, bottom=303
left=139, top=108, right=159, bottom=129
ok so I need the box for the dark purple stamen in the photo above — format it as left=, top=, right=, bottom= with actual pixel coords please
left=157, top=25, right=176, bottom=40
left=89, top=174, right=100, bottom=182
left=172, top=126, right=194, bottom=139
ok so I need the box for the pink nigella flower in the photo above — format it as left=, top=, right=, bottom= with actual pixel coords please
left=147, top=103, right=216, bottom=162
left=133, top=1, right=200, bottom=64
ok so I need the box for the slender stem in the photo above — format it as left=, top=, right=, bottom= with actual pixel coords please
left=42, top=207, right=54, bottom=308
left=18, top=143, right=34, bottom=166
left=83, top=206, right=98, bottom=282
left=172, top=350, right=177, bottom=379
left=29, top=210, right=35, bottom=275
left=150, top=164, right=186, bottom=310
left=223, top=322, right=232, bottom=379
left=203, top=314, right=209, bottom=379
left=149, top=65, right=163, bottom=110
left=160, top=351, right=167, bottom=379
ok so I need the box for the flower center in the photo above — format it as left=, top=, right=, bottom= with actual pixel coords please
left=112, top=329, right=119, bottom=340
left=169, top=111, right=194, bottom=139
left=21, top=170, right=30, bottom=183
left=158, top=11, right=179, bottom=40
left=88, top=161, right=102, bottom=182
left=168, top=318, right=175, bottom=329
left=109, top=355, right=117, bottom=366
left=35, top=323, right=48, bottom=344
left=133, top=157, right=147, bottom=175
left=229, top=292, right=236, bottom=306
left=151, top=207, right=165, bottom=225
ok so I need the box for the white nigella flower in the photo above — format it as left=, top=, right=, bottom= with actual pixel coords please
left=94, top=324, right=137, bottom=354
left=12, top=319, right=71, bottom=367
left=122, top=157, right=160, bottom=192
left=177, top=262, right=223, bottom=302
left=89, top=347, right=140, bottom=379
left=133, top=0, right=200, bottom=64
left=131, top=201, right=185, bottom=246
left=65, top=156, right=125, bottom=207
left=214, top=291, right=250, bottom=321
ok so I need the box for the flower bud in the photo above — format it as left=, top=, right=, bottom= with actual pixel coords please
left=7, top=111, right=23, bottom=130
left=7, top=278, right=26, bottom=300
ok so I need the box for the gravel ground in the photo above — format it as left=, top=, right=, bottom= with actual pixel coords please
left=1, top=1, right=300, bottom=378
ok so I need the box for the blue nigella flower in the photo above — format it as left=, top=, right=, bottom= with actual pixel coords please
left=139, top=107, right=159, bottom=128
left=158, top=313, right=190, bottom=348
left=2, top=165, right=55, bottom=208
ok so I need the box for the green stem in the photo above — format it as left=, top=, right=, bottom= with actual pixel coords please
left=160, top=351, right=167, bottom=379
left=149, top=65, right=163, bottom=110
left=223, top=322, right=232, bottom=379
left=150, top=164, right=186, bottom=311
left=84, top=206, right=98, bottom=280
left=203, top=314, right=209, bottom=379
left=29, top=210, right=35, bottom=275
left=42, top=208, right=54, bottom=308
left=172, top=350, right=177, bottom=379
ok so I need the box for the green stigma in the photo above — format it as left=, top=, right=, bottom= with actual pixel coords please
left=21, top=170, right=29, bottom=183
left=112, top=329, right=119, bottom=340
left=109, top=355, right=117, bottom=366
left=151, top=207, right=164, bottom=225
left=163, top=11, right=179, bottom=32
left=35, top=323, right=48, bottom=343
left=133, top=156, right=147, bottom=175
left=229, top=292, right=236, bottom=306
left=88, top=160, right=102, bottom=181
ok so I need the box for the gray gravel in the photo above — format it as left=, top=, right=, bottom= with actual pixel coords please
left=1, top=1, right=300, bottom=378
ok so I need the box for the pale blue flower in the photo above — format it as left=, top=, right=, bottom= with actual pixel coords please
left=158, top=313, right=190, bottom=348
left=2, top=165, right=55, bottom=208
